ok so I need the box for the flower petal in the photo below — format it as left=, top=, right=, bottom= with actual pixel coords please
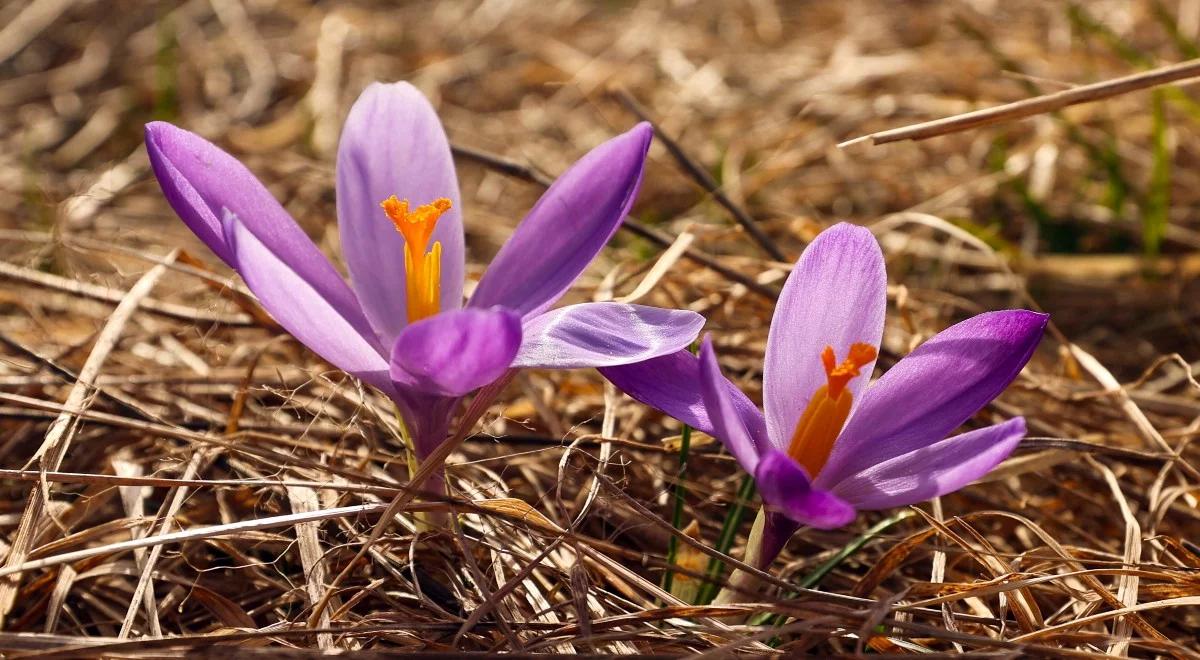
left=762, top=223, right=886, bottom=450
left=697, top=336, right=763, bottom=473
left=222, top=211, right=392, bottom=393
left=512, top=302, right=703, bottom=369
left=599, top=349, right=769, bottom=448
left=145, top=122, right=379, bottom=349
left=337, top=82, right=464, bottom=346
left=818, top=310, right=1047, bottom=488
left=754, top=450, right=857, bottom=529
left=469, top=123, right=652, bottom=318
left=389, top=308, right=521, bottom=397
left=831, top=418, right=1025, bottom=509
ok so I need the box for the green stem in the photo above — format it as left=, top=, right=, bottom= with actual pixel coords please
left=748, top=510, right=915, bottom=627
left=696, top=475, right=756, bottom=605
left=661, top=424, right=692, bottom=596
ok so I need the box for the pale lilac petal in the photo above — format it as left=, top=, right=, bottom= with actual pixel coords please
left=599, top=350, right=768, bottom=447
left=469, top=123, right=652, bottom=318
left=337, top=82, right=464, bottom=346
left=222, top=212, right=392, bottom=393
left=145, top=122, right=379, bottom=349
left=389, top=308, right=521, bottom=397
left=818, top=310, right=1047, bottom=488
left=512, top=302, right=703, bottom=369
left=697, top=336, right=762, bottom=473
left=762, top=223, right=886, bottom=450
left=832, top=418, right=1025, bottom=509
left=754, top=450, right=857, bottom=529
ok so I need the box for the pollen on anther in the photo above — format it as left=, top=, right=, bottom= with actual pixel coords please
left=379, top=195, right=453, bottom=254
left=822, top=343, right=878, bottom=399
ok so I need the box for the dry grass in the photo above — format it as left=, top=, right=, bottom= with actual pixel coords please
left=1, top=0, right=1199, bottom=656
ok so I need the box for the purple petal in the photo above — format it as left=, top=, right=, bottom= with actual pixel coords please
left=599, top=349, right=768, bottom=447
left=391, top=389, right=460, bottom=460
left=697, top=336, right=763, bottom=473
left=337, top=82, right=464, bottom=346
left=758, top=513, right=801, bottom=570
left=389, top=308, right=521, bottom=397
left=754, top=450, right=857, bottom=529
left=469, top=123, right=652, bottom=318
left=222, top=212, right=392, bottom=393
left=145, top=122, right=380, bottom=349
left=831, top=418, right=1025, bottom=509
left=512, top=302, right=703, bottom=369
left=763, top=223, right=886, bottom=451
left=818, top=310, right=1047, bottom=488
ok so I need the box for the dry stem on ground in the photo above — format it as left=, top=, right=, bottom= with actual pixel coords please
left=0, top=0, right=1198, bottom=656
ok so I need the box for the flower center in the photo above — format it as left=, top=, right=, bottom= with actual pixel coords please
left=380, top=195, right=452, bottom=323
left=786, top=342, right=877, bottom=478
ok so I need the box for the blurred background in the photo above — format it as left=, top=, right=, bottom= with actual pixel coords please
left=2, top=0, right=1200, bottom=650
left=3, top=0, right=1199, bottom=375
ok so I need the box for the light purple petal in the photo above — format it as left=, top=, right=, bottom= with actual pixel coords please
left=599, top=349, right=768, bottom=447
left=389, top=308, right=521, bottom=397
left=818, top=310, right=1047, bottom=488
left=145, top=122, right=380, bottom=350
left=754, top=450, right=857, bottom=529
left=831, top=418, right=1025, bottom=509
left=222, top=212, right=392, bottom=393
left=512, top=302, right=703, bottom=369
left=469, top=123, right=652, bottom=318
left=337, top=82, right=464, bottom=346
left=762, top=223, right=886, bottom=451
left=697, top=336, right=762, bottom=473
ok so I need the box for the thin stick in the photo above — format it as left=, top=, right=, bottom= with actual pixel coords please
left=305, top=372, right=515, bottom=629
left=840, top=57, right=1200, bottom=147
left=451, top=143, right=778, bottom=301
left=0, top=256, right=175, bottom=616
left=611, top=87, right=788, bottom=262
left=0, top=503, right=393, bottom=578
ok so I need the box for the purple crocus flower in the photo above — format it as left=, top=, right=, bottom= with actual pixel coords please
left=145, top=82, right=703, bottom=490
left=602, top=223, right=1046, bottom=565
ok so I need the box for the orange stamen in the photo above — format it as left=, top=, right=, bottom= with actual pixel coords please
left=379, top=195, right=452, bottom=323
left=787, top=343, right=877, bottom=477
left=822, top=342, right=877, bottom=400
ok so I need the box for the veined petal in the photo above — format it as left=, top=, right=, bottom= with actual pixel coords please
left=754, top=450, right=856, bottom=529
left=763, top=223, right=886, bottom=451
left=513, top=302, right=703, bottom=369
left=145, top=122, right=379, bottom=349
left=469, top=123, right=652, bottom=318
left=223, top=212, right=392, bottom=393
left=697, top=336, right=763, bottom=473
left=337, top=82, right=464, bottom=346
left=390, top=308, right=521, bottom=397
left=831, top=418, right=1025, bottom=509
left=599, top=349, right=768, bottom=447
left=819, top=310, right=1047, bottom=488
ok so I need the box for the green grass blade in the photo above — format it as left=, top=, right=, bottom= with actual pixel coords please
left=661, top=423, right=692, bottom=596
left=695, top=475, right=756, bottom=605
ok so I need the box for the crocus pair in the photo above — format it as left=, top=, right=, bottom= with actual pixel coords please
left=602, top=224, right=1046, bottom=566
left=146, top=82, right=703, bottom=492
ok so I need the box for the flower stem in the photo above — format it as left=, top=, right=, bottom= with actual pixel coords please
left=695, top=474, right=756, bottom=605
left=661, top=423, right=692, bottom=597
left=712, top=506, right=769, bottom=605
left=396, top=409, right=446, bottom=530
